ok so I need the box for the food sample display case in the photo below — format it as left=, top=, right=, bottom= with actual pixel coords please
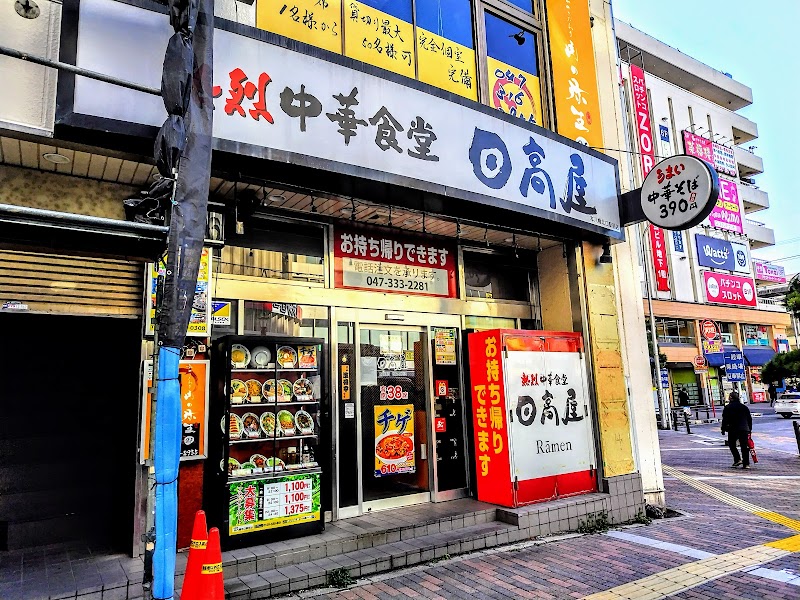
left=207, top=335, right=327, bottom=547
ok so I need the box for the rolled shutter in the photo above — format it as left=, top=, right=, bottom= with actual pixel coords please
left=0, top=250, right=144, bottom=317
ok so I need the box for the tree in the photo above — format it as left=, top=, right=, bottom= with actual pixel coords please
left=761, top=349, right=800, bottom=387
left=785, top=275, right=800, bottom=322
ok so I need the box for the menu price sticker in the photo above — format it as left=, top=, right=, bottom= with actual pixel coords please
left=229, top=473, right=321, bottom=535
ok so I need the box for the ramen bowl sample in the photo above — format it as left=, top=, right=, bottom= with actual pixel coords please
left=230, top=379, right=248, bottom=404
left=245, top=379, right=263, bottom=402
left=277, top=379, right=293, bottom=403
left=295, top=409, right=314, bottom=434
left=260, top=411, right=276, bottom=437
left=250, top=346, right=272, bottom=368
left=250, top=454, right=268, bottom=471
left=276, top=410, right=296, bottom=436
left=293, top=378, right=313, bottom=400
left=263, top=379, right=277, bottom=402
left=241, top=412, right=261, bottom=439
left=227, top=457, right=241, bottom=475
left=265, top=456, right=285, bottom=470
left=277, top=346, right=298, bottom=368
left=231, top=344, right=251, bottom=368
left=375, top=432, right=414, bottom=464
left=298, top=345, right=318, bottom=369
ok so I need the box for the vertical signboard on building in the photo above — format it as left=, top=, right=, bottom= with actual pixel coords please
left=630, top=64, right=655, bottom=177
left=146, top=247, right=212, bottom=336
left=707, top=180, right=743, bottom=234
left=724, top=351, right=746, bottom=382
left=546, top=0, right=604, bottom=147
left=682, top=130, right=713, bottom=165
left=649, top=225, right=670, bottom=292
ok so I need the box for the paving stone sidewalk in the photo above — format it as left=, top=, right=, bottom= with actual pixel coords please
left=298, top=428, right=800, bottom=600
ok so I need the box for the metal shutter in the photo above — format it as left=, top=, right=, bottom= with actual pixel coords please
left=0, top=250, right=144, bottom=317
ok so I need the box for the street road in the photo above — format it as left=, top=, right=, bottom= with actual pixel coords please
left=299, top=405, right=800, bottom=600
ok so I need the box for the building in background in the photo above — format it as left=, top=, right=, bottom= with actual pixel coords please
left=616, top=21, right=790, bottom=409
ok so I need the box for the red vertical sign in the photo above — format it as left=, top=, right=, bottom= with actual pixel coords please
left=649, top=225, right=670, bottom=292
left=468, top=330, right=513, bottom=507
left=630, top=64, right=655, bottom=177
left=632, top=65, right=670, bottom=292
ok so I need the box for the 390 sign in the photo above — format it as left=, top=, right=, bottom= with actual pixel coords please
left=640, top=155, right=719, bottom=231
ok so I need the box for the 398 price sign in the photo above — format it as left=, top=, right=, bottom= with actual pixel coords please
left=380, top=385, right=409, bottom=400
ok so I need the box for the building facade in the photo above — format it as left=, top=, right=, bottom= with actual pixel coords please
left=0, top=0, right=665, bottom=565
left=616, top=22, right=790, bottom=411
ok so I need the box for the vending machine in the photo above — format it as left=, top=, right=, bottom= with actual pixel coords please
left=467, top=330, right=598, bottom=506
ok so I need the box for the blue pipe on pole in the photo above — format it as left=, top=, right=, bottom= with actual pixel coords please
left=153, top=346, right=182, bottom=600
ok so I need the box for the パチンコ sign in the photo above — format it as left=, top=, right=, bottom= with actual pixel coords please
left=641, top=155, right=719, bottom=230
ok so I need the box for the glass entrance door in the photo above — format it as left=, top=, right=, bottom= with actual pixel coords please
left=359, top=327, right=430, bottom=511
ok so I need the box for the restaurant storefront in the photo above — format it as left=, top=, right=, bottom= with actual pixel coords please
left=6, top=0, right=646, bottom=554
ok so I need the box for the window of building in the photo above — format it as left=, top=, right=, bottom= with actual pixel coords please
left=503, top=0, right=533, bottom=12
left=415, top=0, right=478, bottom=100
left=484, top=12, right=543, bottom=126
left=463, top=250, right=533, bottom=301
left=651, top=318, right=695, bottom=345
left=244, top=302, right=330, bottom=343
left=219, top=217, right=325, bottom=283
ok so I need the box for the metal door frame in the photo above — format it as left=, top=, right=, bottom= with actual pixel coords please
left=334, top=308, right=466, bottom=517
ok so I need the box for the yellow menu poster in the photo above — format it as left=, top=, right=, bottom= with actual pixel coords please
left=374, top=403, right=415, bottom=476
left=344, top=0, right=415, bottom=78
left=416, top=28, right=477, bottom=100
left=256, top=0, right=342, bottom=54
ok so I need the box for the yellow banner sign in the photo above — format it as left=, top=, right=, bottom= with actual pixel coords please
left=416, top=27, right=477, bottom=101
left=256, top=0, right=342, bottom=54
left=486, top=56, right=543, bottom=126
left=374, top=403, right=415, bottom=477
left=344, top=0, right=415, bottom=78
left=546, top=0, right=604, bottom=147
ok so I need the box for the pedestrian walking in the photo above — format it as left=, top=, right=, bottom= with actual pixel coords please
left=721, top=391, right=753, bottom=469
left=678, top=387, right=690, bottom=407
left=768, top=382, right=777, bottom=407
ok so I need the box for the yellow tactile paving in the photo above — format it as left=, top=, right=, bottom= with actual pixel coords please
left=581, top=541, right=793, bottom=599
left=662, top=465, right=800, bottom=531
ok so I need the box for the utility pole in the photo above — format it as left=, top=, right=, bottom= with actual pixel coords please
left=642, top=223, right=671, bottom=429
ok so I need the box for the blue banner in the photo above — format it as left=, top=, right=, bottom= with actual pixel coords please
left=724, top=350, right=746, bottom=382
left=695, top=234, right=736, bottom=271
left=660, top=368, right=670, bottom=389
left=659, top=124, right=670, bottom=142
left=672, top=231, right=684, bottom=253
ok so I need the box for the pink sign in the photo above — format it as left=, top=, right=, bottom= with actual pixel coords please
left=707, top=179, right=743, bottom=234
left=683, top=130, right=713, bottom=165
left=753, top=259, right=787, bottom=283
left=649, top=225, right=670, bottom=291
left=630, top=65, right=655, bottom=176
left=703, top=272, right=757, bottom=307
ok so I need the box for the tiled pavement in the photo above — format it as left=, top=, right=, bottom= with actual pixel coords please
left=300, top=427, right=800, bottom=600
left=3, top=423, right=799, bottom=599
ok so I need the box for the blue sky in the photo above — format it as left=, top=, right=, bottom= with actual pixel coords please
left=611, top=0, right=800, bottom=274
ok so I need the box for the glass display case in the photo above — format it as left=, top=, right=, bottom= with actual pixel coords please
left=207, top=335, right=327, bottom=547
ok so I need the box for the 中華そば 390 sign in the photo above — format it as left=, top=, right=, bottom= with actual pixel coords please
left=640, top=155, right=720, bottom=230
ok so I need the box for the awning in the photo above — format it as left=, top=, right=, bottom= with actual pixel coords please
left=704, top=345, right=741, bottom=368
left=743, top=347, right=776, bottom=366
left=0, top=203, right=167, bottom=262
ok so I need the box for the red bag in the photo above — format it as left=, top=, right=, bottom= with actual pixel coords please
left=748, top=434, right=758, bottom=463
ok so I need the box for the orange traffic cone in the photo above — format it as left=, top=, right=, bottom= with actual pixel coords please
left=199, top=527, right=224, bottom=600
left=181, top=510, right=208, bottom=600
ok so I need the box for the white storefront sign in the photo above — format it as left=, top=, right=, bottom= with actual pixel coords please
left=503, top=351, right=595, bottom=481
left=68, top=0, right=622, bottom=237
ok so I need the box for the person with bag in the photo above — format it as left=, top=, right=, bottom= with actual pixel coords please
left=721, top=391, right=753, bottom=469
